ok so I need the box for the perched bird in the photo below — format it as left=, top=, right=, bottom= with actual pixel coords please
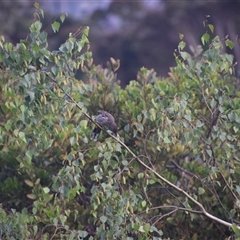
left=91, top=110, right=117, bottom=141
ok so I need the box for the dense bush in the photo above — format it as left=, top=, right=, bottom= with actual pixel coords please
left=0, top=6, right=240, bottom=240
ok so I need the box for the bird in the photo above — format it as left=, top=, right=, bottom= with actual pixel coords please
left=91, top=110, right=117, bottom=141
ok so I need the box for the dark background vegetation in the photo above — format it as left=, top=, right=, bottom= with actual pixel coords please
left=1, top=0, right=240, bottom=86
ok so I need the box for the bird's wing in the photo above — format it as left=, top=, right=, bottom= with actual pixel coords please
left=95, top=115, right=108, bottom=125
left=100, top=111, right=115, bottom=122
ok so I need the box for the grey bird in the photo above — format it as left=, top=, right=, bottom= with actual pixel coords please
left=91, top=110, right=117, bottom=141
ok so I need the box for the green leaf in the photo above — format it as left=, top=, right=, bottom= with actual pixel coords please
left=82, top=26, right=89, bottom=36
left=51, top=21, right=60, bottom=33
left=72, top=160, right=79, bottom=167
left=33, top=225, right=38, bottom=236
left=141, top=200, right=147, bottom=207
left=70, top=136, right=76, bottom=146
left=27, top=194, right=37, bottom=200
left=34, top=2, right=39, bottom=8
left=206, top=149, right=212, bottom=157
left=236, top=186, right=240, bottom=195
left=201, top=33, right=210, bottom=45
left=60, top=14, right=66, bottom=23
left=178, top=41, right=186, bottom=50
left=19, top=131, right=27, bottom=143
left=32, top=207, right=37, bottom=215
left=30, top=21, right=42, bottom=32
left=139, top=225, right=145, bottom=233
left=208, top=24, right=214, bottom=33
left=25, top=179, right=34, bottom=187
left=198, top=187, right=205, bottom=195
left=51, top=66, right=58, bottom=76
left=231, top=223, right=240, bottom=234
left=137, top=114, right=142, bottom=122
left=184, top=114, right=191, bottom=122
left=4, top=120, right=13, bottom=131
left=122, top=160, right=128, bottom=166
left=163, top=136, right=171, bottom=144
left=138, top=173, right=144, bottom=179
left=100, top=215, right=107, bottom=223
left=60, top=214, right=67, bottom=225
left=225, top=39, right=235, bottom=50
left=149, top=108, right=156, bottom=121
left=196, top=120, right=204, bottom=128
left=43, top=187, right=50, bottom=193
left=178, top=33, right=184, bottom=40
left=79, top=231, right=88, bottom=238
left=143, top=223, right=150, bottom=233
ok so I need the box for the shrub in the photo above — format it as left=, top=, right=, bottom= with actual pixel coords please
left=0, top=5, right=239, bottom=240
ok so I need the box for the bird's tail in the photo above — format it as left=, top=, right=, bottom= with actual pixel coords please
left=91, top=127, right=101, bottom=141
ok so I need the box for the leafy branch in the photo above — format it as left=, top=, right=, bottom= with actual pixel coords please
left=43, top=68, right=240, bottom=231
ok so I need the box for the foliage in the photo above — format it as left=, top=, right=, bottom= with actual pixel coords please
left=0, top=6, right=240, bottom=240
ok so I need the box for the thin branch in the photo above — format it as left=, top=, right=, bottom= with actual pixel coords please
left=201, top=84, right=212, bottom=114
left=152, top=208, right=178, bottom=225
left=219, top=171, right=238, bottom=202
left=44, top=71, right=104, bottom=132
left=103, top=125, right=239, bottom=229
left=150, top=205, right=203, bottom=214
left=147, top=205, right=202, bottom=225
left=170, top=159, right=232, bottom=219
left=170, top=160, right=196, bottom=178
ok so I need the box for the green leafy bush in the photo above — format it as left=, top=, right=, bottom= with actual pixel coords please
left=0, top=6, right=240, bottom=240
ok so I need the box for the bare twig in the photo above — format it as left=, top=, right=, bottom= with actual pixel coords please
left=219, top=171, right=238, bottom=202
left=149, top=205, right=202, bottom=225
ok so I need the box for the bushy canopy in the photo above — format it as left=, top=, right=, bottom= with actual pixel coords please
left=0, top=6, right=240, bottom=240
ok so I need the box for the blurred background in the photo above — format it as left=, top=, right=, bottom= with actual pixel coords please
left=1, top=0, right=240, bottom=86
